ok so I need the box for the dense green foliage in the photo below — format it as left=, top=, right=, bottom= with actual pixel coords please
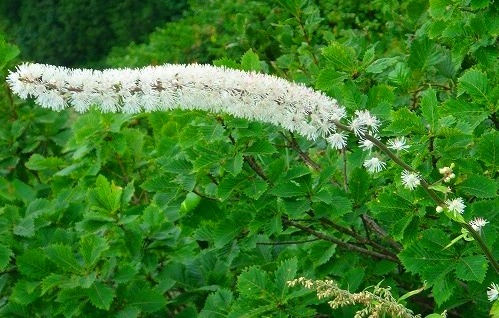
left=0, top=0, right=188, bottom=67
left=1, top=0, right=499, bottom=317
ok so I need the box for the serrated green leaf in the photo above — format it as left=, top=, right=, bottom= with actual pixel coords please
left=421, top=89, right=438, bottom=131
left=237, top=267, right=271, bottom=300
left=128, top=288, right=167, bottom=313
left=459, top=174, right=498, bottom=198
left=408, top=37, right=443, bottom=70
left=0, top=244, right=11, bottom=270
left=116, top=306, right=140, bottom=318
left=457, top=69, right=489, bottom=102
left=88, top=175, right=122, bottom=213
left=10, top=281, right=40, bottom=305
left=13, top=217, right=35, bottom=238
left=385, top=108, right=425, bottom=134
left=79, top=235, right=109, bottom=269
left=44, top=244, right=82, bottom=274
left=199, top=289, right=233, bottom=318
left=322, top=42, right=357, bottom=72
left=244, top=140, right=277, bottom=155
left=17, top=249, right=50, bottom=279
left=455, top=255, right=487, bottom=283
left=440, top=99, right=488, bottom=129
left=180, top=192, right=201, bottom=213
left=282, top=198, right=310, bottom=218
left=315, top=68, right=348, bottom=91
left=41, top=274, right=65, bottom=295
left=25, top=154, right=65, bottom=171
left=275, top=258, right=297, bottom=298
left=242, top=178, right=268, bottom=200
left=429, top=0, right=454, bottom=20
left=270, top=181, right=307, bottom=198
left=225, top=153, right=243, bottom=176
left=366, top=57, right=398, bottom=74
left=477, top=131, right=499, bottom=171
left=87, top=282, right=115, bottom=310
left=240, top=49, right=261, bottom=72
left=309, top=241, right=336, bottom=267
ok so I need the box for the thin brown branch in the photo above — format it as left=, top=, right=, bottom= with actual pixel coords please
left=283, top=218, right=400, bottom=263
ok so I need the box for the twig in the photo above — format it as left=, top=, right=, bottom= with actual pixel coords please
left=283, top=218, right=400, bottom=263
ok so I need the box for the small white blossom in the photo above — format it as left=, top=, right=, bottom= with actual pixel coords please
left=487, top=283, right=499, bottom=302
left=354, top=110, right=381, bottom=132
left=327, top=132, right=348, bottom=150
left=387, top=137, right=410, bottom=151
left=359, top=138, right=375, bottom=152
left=445, top=197, right=465, bottom=215
left=349, top=116, right=366, bottom=136
left=401, top=170, right=421, bottom=190
left=469, top=217, right=489, bottom=232
left=363, top=157, right=386, bottom=173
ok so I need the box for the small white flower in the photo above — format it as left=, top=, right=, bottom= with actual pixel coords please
left=401, top=170, right=421, bottom=190
left=487, top=283, right=499, bottom=301
left=359, top=138, right=375, bottom=152
left=469, top=217, right=489, bottom=232
left=387, top=137, right=410, bottom=151
left=363, top=157, right=386, bottom=173
left=349, top=117, right=366, bottom=136
left=354, top=110, right=381, bottom=132
left=327, top=132, right=348, bottom=150
left=445, top=198, right=465, bottom=215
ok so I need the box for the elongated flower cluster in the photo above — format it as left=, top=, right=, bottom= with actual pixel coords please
left=7, top=63, right=347, bottom=143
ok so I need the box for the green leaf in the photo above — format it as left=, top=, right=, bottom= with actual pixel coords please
left=116, top=306, right=140, bottom=318
left=491, top=300, right=499, bottom=318
left=274, top=258, right=298, bottom=297
left=385, top=108, right=425, bottom=134
left=199, top=289, right=233, bottom=318
left=25, top=154, right=65, bottom=171
left=242, top=178, right=268, bottom=200
left=44, top=244, right=82, bottom=274
left=79, top=235, right=109, bottom=269
left=88, top=175, right=122, bottom=213
left=315, top=68, right=347, bottom=91
left=270, top=181, right=308, bottom=198
left=240, top=49, right=261, bottom=72
left=87, top=282, right=115, bottom=310
left=455, top=255, right=487, bottom=283
left=180, top=192, right=202, bottom=213
left=366, top=57, right=398, bottom=74
left=13, top=217, right=35, bottom=238
left=244, top=140, right=277, bottom=155
left=457, top=69, right=489, bottom=102
left=225, top=153, right=244, bottom=176
left=408, top=37, right=443, bottom=70
left=477, top=131, right=499, bottom=171
left=0, top=244, right=12, bottom=270
left=322, top=42, right=357, bottom=72
left=421, top=89, right=439, bottom=132
left=459, top=174, right=498, bottom=198
left=128, top=288, right=167, bottom=313
left=17, top=249, right=50, bottom=279
left=10, top=281, right=40, bottom=305
left=237, top=267, right=271, bottom=300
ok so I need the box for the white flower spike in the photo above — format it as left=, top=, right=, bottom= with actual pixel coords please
left=7, top=62, right=347, bottom=148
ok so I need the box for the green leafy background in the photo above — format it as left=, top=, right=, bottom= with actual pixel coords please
left=0, top=0, right=498, bottom=317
